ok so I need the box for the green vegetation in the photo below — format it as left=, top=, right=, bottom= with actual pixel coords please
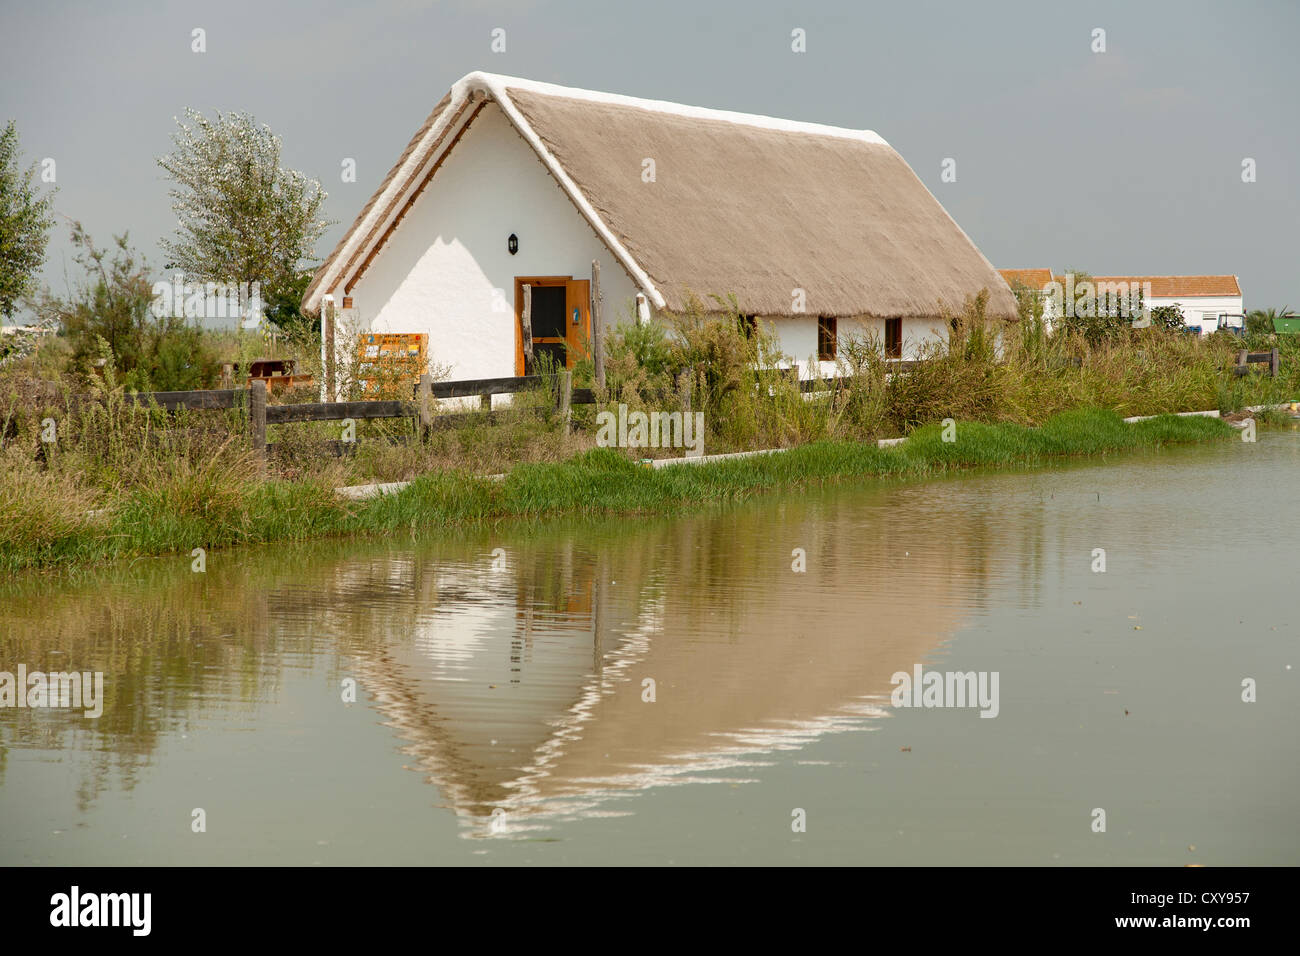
left=4, top=285, right=1297, bottom=577
left=0, top=120, right=57, bottom=319
left=1247, top=306, right=1294, bottom=336
left=34, top=226, right=220, bottom=392
left=0, top=407, right=1236, bottom=575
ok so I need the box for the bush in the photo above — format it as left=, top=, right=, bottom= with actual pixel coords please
left=37, top=226, right=219, bottom=391
left=1149, top=304, right=1185, bottom=332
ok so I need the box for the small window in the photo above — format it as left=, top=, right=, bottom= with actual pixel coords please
left=885, top=317, right=903, bottom=359
left=817, top=316, right=837, bottom=361
left=737, top=314, right=757, bottom=338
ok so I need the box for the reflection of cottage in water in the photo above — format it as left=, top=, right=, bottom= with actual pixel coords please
left=351, top=492, right=1003, bottom=831
left=0, top=480, right=1020, bottom=824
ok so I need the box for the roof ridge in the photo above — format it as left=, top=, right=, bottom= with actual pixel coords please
left=456, top=71, right=889, bottom=146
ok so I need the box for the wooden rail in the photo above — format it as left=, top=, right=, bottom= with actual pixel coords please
left=1233, top=348, right=1281, bottom=377
left=58, top=364, right=928, bottom=460
left=82, top=372, right=584, bottom=458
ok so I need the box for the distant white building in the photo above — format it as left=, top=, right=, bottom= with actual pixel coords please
left=999, top=270, right=1244, bottom=334
left=1090, top=275, right=1243, bottom=333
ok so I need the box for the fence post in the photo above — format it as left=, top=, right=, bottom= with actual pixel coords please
left=480, top=392, right=492, bottom=411
left=557, top=369, right=573, bottom=434
left=417, top=373, right=432, bottom=442
left=1271, top=348, right=1280, bottom=378
left=322, top=296, right=336, bottom=402
left=591, top=260, right=605, bottom=390
left=248, top=379, right=267, bottom=468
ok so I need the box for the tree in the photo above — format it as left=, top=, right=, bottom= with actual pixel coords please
left=156, top=109, right=331, bottom=320
left=0, top=120, right=57, bottom=318
left=1149, top=304, right=1185, bottom=332
left=36, top=224, right=217, bottom=391
left=1054, top=269, right=1148, bottom=347
left=261, top=268, right=317, bottom=336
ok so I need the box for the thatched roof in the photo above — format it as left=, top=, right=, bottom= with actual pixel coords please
left=304, top=73, right=1017, bottom=321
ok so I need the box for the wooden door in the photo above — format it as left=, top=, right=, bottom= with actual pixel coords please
left=565, top=279, right=590, bottom=367
left=516, top=276, right=590, bottom=375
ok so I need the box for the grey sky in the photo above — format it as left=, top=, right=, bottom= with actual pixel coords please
left=3, top=0, right=1296, bottom=312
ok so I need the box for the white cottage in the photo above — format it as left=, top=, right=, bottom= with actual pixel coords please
left=304, top=72, right=1017, bottom=394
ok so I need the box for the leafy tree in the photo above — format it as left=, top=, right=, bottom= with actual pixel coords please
left=1055, top=269, right=1147, bottom=347
left=36, top=225, right=217, bottom=391
left=0, top=120, right=57, bottom=318
left=262, top=268, right=318, bottom=336
left=156, top=109, right=331, bottom=319
left=1149, top=304, right=1185, bottom=332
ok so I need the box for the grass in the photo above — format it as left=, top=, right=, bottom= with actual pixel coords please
left=0, top=407, right=1236, bottom=576
left=3, top=298, right=1293, bottom=576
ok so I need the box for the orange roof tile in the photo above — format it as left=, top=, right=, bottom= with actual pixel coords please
left=1070, top=275, right=1241, bottom=298
left=998, top=268, right=1054, bottom=290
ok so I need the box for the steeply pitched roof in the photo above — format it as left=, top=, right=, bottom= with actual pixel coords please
left=305, top=72, right=1017, bottom=321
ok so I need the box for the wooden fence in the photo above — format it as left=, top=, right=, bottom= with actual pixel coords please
left=70, top=364, right=928, bottom=460
left=104, top=372, right=589, bottom=459
left=1233, top=349, right=1281, bottom=378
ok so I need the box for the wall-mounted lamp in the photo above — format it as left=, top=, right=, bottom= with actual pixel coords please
left=508, top=233, right=518, bottom=255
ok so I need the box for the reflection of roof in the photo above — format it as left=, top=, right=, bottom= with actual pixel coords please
left=350, top=504, right=990, bottom=829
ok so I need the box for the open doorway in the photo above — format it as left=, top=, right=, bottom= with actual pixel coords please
left=515, top=276, right=590, bottom=375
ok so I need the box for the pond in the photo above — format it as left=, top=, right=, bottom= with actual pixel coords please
left=2, top=429, right=1297, bottom=865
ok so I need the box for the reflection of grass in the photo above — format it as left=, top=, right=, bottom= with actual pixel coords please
left=0, top=408, right=1233, bottom=575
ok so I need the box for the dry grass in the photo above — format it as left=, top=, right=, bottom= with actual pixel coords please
left=2, top=306, right=1295, bottom=575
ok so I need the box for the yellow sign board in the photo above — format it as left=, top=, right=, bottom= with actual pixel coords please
left=355, top=333, right=427, bottom=396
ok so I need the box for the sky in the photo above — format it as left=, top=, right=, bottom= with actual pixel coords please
left=2, top=0, right=1297, bottom=316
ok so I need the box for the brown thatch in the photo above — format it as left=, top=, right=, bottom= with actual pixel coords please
left=304, top=73, right=1017, bottom=321
left=509, top=87, right=1017, bottom=320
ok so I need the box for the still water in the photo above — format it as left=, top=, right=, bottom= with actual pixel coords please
left=2, top=432, right=1298, bottom=865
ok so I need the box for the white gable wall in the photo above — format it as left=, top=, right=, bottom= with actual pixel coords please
left=346, top=103, right=641, bottom=381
